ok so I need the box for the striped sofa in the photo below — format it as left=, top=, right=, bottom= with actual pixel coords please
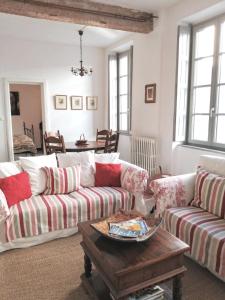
left=0, top=158, right=148, bottom=253
left=150, top=155, right=225, bottom=282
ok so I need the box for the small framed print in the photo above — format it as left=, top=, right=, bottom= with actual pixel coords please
left=86, top=96, right=98, bottom=110
left=10, top=91, right=20, bottom=115
left=55, top=95, right=67, bottom=110
left=71, top=96, right=83, bottom=110
left=145, top=84, right=156, bottom=103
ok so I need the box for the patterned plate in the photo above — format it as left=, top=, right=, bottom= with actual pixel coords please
left=91, top=211, right=162, bottom=242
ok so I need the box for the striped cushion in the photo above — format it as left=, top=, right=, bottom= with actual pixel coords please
left=192, top=169, right=225, bottom=219
left=42, top=165, right=81, bottom=195
left=4, top=187, right=135, bottom=242
left=164, top=206, right=225, bottom=281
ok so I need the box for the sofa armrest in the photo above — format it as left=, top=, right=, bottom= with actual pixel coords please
left=149, top=173, right=196, bottom=216
left=119, top=160, right=149, bottom=194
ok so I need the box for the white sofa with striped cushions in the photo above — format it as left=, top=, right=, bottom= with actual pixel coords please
left=151, top=155, right=225, bottom=282
left=0, top=156, right=148, bottom=253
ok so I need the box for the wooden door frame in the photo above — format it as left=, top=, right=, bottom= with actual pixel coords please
left=4, top=78, right=50, bottom=161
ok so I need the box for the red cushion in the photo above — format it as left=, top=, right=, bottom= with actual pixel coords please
left=95, top=163, right=121, bottom=187
left=0, top=172, right=32, bottom=207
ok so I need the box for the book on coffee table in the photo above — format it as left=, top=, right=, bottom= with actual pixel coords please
left=128, top=285, right=164, bottom=300
left=110, top=285, right=164, bottom=300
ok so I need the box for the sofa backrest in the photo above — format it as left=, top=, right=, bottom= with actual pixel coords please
left=199, top=155, right=225, bottom=176
left=0, top=161, right=22, bottom=178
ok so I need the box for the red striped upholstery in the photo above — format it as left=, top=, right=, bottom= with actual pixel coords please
left=164, top=206, right=225, bottom=281
left=5, top=187, right=135, bottom=242
left=42, top=166, right=81, bottom=194
left=192, top=169, right=225, bottom=219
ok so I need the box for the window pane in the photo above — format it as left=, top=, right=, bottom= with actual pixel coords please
left=194, top=57, right=213, bottom=86
left=119, top=55, right=128, bottom=76
left=175, top=25, right=191, bottom=142
left=217, top=85, right=225, bottom=113
left=218, top=54, right=225, bottom=84
left=109, top=56, right=117, bottom=131
left=119, top=76, right=128, bottom=95
left=220, top=22, right=225, bottom=53
left=120, top=113, right=128, bottom=131
left=195, top=25, right=215, bottom=58
left=191, top=115, right=209, bottom=141
left=120, top=95, right=128, bottom=113
left=193, top=87, right=211, bottom=113
left=215, top=116, right=225, bottom=144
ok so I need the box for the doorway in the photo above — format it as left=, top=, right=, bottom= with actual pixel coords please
left=4, top=79, right=48, bottom=161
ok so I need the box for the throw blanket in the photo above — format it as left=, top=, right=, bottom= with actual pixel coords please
left=4, top=187, right=134, bottom=243
left=13, top=134, right=37, bottom=154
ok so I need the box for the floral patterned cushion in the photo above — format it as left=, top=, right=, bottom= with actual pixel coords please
left=121, top=165, right=148, bottom=194
left=149, top=173, right=195, bottom=216
left=0, top=189, right=10, bottom=223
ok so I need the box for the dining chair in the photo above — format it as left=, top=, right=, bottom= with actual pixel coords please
left=96, top=129, right=112, bottom=143
left=104, top=132, right=119, bottom=153
left=45, top=130, right=61, bottom=138
left=44, top=131, right=66, bottom=154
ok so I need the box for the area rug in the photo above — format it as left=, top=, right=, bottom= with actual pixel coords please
left=0, top=234, right=225, bottom=300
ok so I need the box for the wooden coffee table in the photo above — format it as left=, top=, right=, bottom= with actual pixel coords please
left=78, top=219, right=189, bottom=300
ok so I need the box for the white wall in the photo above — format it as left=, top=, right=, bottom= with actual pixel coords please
left=105, top=16, right=164, bottom=162
left=0, top=37, right=105, bottom=161
left=172, top=145, right=225, bottom=174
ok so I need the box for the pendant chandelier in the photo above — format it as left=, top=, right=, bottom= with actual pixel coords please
left=71, top=30, right=93, bottom=77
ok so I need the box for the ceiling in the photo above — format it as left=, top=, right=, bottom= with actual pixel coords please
left=0, top=13, right=131, bottom=48
left=91, top=0, right=181, bottom=12
left=0, top=0, right=181, bottom=48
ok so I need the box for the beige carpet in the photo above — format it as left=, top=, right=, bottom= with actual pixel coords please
left=1, top=234, right=225, bottom=300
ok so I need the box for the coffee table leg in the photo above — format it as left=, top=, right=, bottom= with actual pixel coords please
left=84, top=254, right=92, bottom=278
left=173, top=275, right=182, bottom=300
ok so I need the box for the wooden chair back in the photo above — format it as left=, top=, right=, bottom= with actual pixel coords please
left=104, top=132, right=119, bottom=153
left=44, top=131, right=66, bottom=155
left=96, top=129, right=112, bottom=143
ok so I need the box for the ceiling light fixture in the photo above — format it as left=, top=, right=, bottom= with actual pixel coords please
left=71, top=30, right=93, bottom=77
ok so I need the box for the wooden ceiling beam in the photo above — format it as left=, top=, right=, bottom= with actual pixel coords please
left=0, top=0, right=155, bottom=33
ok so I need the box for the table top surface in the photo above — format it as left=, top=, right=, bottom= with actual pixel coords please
left=78, top=218, right=189, bottom=276
left=65, top=141, right=105, bottom=151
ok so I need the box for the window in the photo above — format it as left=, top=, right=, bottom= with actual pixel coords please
left=108, top=48, right=133, bottom=134
left=175, top=15, right=225, bottom=150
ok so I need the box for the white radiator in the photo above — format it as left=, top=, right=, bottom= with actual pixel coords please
left=131, top=136, right=158, bottom=177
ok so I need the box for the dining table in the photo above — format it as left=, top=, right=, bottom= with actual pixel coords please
left=65, top=141, right=105, bottom=152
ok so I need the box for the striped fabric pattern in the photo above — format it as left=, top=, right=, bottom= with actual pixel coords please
left=42, top=165, right=81, bottom=195
left=4, top=187, right=134, bottom=242
left=164, top=206, right=225, bottom=281
left=192, top=169, right=225, bottom=219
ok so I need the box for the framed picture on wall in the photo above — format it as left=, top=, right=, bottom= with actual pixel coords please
left=145, top=84, right=156, bottom=103
left=86, top=96, right=98, bottom=110
left=55, top=95, right=67, bottom=110
left=10, top=91, right=20, bottom=115
left=71, top=96, right=83, bottom=110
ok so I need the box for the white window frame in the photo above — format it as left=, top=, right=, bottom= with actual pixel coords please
left=108, top=48, right=133, bottom=134
left=187, top=15, right=225, bottom=150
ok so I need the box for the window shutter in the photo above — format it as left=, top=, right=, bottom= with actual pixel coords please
left=174, top=25, right=191, bottom=142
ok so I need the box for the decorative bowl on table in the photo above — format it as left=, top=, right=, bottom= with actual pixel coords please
left=75, top=140, right=88, bottom=146
left=91, top=211, right=162, bottom=243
